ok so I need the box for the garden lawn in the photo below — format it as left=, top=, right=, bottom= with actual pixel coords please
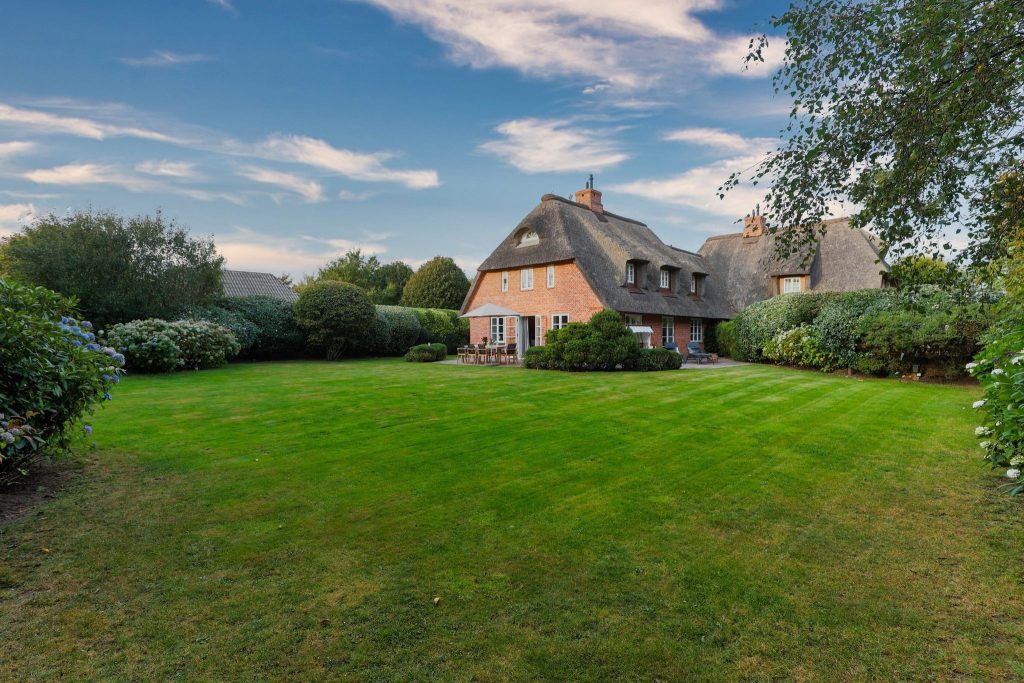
left=1, top=360, right=1022, bottom=681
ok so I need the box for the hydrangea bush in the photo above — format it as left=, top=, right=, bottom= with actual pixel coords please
left=107, top=318, right=239, bottom=373
left=1, top=278, right=123, bottom=483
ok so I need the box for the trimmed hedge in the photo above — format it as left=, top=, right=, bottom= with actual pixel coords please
left=405, top=343, right=447, bottom=362
left=359, top=305, right=422, bottom=356
left=413, top=308, right=469, bottom=352
left=637, top=347, right=682, bottom=371
left=106, top=319, right=241, bottom=372
left=525, top=310, right=640, bottom=372
left=731, top=292, right=835, bottom=361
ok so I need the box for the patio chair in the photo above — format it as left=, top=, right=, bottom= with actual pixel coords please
left=457, top=346, right=469, bottom=364
left=501, top=343, right=517, bottom=365
left=684, top=342, right=712, bottom=364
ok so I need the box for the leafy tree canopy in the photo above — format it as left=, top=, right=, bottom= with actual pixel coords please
left=728, top=0, right=1024, bottom=264
left=399, top=256, right=470, bottom=310
left=305, top=249, right=413, bottom=305
left=0, top=210, right=223, bottom=328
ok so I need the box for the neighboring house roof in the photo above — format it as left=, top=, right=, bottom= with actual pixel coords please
left=221, top=269, right=298, bottom=303
left=471, top=194, right=733, bottom=319
left=698, top=218, right=889, bottom=315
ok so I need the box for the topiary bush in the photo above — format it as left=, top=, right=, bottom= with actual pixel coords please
left=105, top=319, right=183, bottom=372
left=294, top=280, right=375, bottom=360
left=400, top=256, right=471, bottom=309
left=637, top=347, right=682, bottom=371
left=404, top=343, right=447, bottom=362
left=534, top=310, right=640, bottom=372
left=1, top=278, right=124, bottom=483
left=106, top=319, right=240, bottom=372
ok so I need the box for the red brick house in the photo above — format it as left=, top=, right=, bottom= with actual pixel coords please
left=460, top=182, right=888, bottom=357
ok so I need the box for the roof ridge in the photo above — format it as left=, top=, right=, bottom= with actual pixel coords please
left=541, top=193, right=648, bottom=227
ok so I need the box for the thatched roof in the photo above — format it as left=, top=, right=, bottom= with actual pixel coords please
left=472, top=194, right=732, bottom=319
left=697, top=218, right=889, bottom=315
left=222, top=269, right=298, bottom=303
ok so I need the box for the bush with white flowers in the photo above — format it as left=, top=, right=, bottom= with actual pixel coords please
left=107, top=318, right=240, bottom=373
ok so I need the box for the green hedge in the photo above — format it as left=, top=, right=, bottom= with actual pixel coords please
left=185, top=295, right=304, bottom=360
left=413, top=308, right=469, bottom=352
left=637, top=347, right=682, bottom=371
left=404, top=343, right=447, bottom=362
left=731, top=292, right=835, bottom=361
left=525, top=310, right=640, bottom=372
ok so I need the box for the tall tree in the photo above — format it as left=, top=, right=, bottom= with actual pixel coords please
left=311, top=249, right=413, bottom=304
left=0, top=210, right=222, bottom=327
left=400, top=256, right=470, bottom=310
left=726, top=0, right=1024, bottom=262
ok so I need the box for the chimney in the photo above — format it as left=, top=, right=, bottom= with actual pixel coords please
left=743, top=204, right=765, bottom=237
left=574, top=174, right=604, bottom=214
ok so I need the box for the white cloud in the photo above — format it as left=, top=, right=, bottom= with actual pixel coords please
left=136, top=160, right=202, bottom=179
left=121, top=51, right=212, bottom=68
left=479, top=118, right=629, bottom=173
left=249, top=134, right=440, bottom=189
left=0, top=202, right=36, bottom=236
left=23, top=163, right=155, bottom=191
left=207, top=0, right=235, bottom=11
left=663, top=127, right=775, bottom=154
left=236, top=166, right=325, bottom=202
left=611, top=154, right=768, bottom=218
left=338, top=189, right=375, bottom=201
left=0, top=102, right=179, bottom=143
left=0, top=140, right=36, bottom=160
left=700, top=34, right=784, bottom=78
left=356, top=0, right=777, bottom=90
left=216, top=227, right=388, bottom=277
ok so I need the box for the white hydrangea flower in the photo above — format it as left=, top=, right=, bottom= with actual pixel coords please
left=1007, top=469, right=1020, bottom=480
left=965, top=361, right=978, bottom=370
left=980, top=441, right=992, bottom=450
left=976, top=426, right=991, bottom=437
left=1012, top=355, right=1024, bottom=365
left=973, top=400, right=986, bottom=409
left=992, top=368, right=1006, bottom=376
left=1011, top=455, right=1024, bottom=467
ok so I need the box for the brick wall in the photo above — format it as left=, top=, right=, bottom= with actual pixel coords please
left=464, top=261, right=605, bottom=345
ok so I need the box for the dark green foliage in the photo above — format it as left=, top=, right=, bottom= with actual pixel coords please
left=731, top=292, right=834, bottom=361
left=294, top=281, right=375, bottom=360
left=106, top=319, right=240, bottom=373
left=404, top=343, right=447, bottom=362
left=809, top=290, right=893, bottom=370
left=359, top=306, right=423, bottom=356
left=522, top=346, right=552, bottom=369
left=400, top=256, right=471, bottom=310
left=413, top=308, right=470, bottom=352
left=0, top=278, right=123, bottom=482
left=309, top=250, right=413, bottom=305
left=728, top=0, right=1024, bottom=262
left=714, top=320, right=736, bottom=358
left=187, top=296, right=304, bottom=360
left=637, top=347, right=682, bottom=371
left=534, top=310, right=640, bottom=372
left=0, top=210, right=222, bottom=327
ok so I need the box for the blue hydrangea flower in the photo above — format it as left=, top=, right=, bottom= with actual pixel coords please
left=81, top=321, right=93, bottom=329
left=85, top=343, right=100, bottom=351
left=104, top=393, right=112, bottom=401
left=83, top=425, right=93, bottom=434
left=1, top=433, right=14, bottom=445
left=72, top=340, right=83, bottom=347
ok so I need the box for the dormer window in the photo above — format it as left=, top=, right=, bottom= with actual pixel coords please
left=660, top=268, right=671, bottom=289
left=626, top=262, right=635, bottom=285
left=517, top=229, right=540, bottom=247
left=690, top=274, right=697, bottom=293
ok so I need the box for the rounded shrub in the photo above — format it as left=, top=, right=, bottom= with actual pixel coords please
left=210, top=296, right=304, bottom=360
left=359, top=305, right=422, bottom=356
left=294, top=280, right=375, bottom=360
left=400, top=256, right=470, bottom=310
left=414, top=308, right=470, bottom=352
left=523, top=346, right=552, bottom=369
left=404, top=343, right=447, bottom=362
left=731, top=292, right=834, bottom=361
left=1, top=278, right=124, bottom=483
left=809, top=289, right=894, bottom=370
left=172, top=320, right=241, bottom=370
left=532, top=310, right=640, bottom=372
left=106, top=319, right=183, bottom=373
left=637, top=347, right=682, bottom=371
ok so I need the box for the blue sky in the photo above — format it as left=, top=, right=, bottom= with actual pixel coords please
left=0, top=0, right=794, bottom=277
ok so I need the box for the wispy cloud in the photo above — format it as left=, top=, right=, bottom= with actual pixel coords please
left=355, top=0, right=779, bottom=91
left=23, top=163, right=155, bottom=191
left=206, top=0, right=235, bottom=11
left=236, top=166, right=325, bottom=202
left=216, top=226, right=388, bottom=277
left=0, top=102, right=180, bottom=143
left=663, top=127, right=775, bottom=154
left=479, top=117, right=629, bottom=173
left=0, top=202, right=36, bottom=236
left=611, top=154, right=768, bottom=219
left=248, top=134, right=440, bottom=189
left=121, top=50, right=212, bottom=68
left=136, top=160, right=202, bottom=179
left=0, top=140, right=36, bottom=160
left=338, top=189, right=375, bottom=201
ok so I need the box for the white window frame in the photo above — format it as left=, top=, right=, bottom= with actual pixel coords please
left=690, top=318, right=704, bottom=343
left=661, top=316, right=674, bottom=346
left=490, top=316, right=505, bottom=343
left=551, top=313, right=569, bottom=330
left=624, top=313, right=642, bottom=326
left=690, top=274, right=697, bottom=293
left=783, top=276, right=802, bottom=293
left=546, top=264, right=555, bottom=288
left=501, top=271, right=509, bottom=292
left=660, top=269, right=671, bottom=289
left=517, top=230, right=540, bottom=247
left=520, top=268, right=534, bottom=291
left=626, top=262, right=635, bottom=285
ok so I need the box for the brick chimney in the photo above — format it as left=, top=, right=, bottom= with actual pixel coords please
left=743, top=205, right=765, bottom=237
left=574, top=174, right=604, bottom=214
